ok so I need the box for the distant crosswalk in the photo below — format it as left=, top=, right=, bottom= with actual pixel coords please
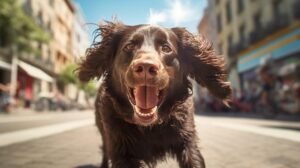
left=0, top=111, right=94, bottom=147
left=0, top=119, right=94, bottom=147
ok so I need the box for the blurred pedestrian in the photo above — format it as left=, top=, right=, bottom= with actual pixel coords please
left=258, top=65, right=275, bottom=105
left=231, top=88, right=252, bottom=112
left=257, top=64, right=283, bottom=117
left=0, top=82, right=13, bottom=113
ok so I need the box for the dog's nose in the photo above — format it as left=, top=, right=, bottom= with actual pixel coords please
left=132, top=60, right=159, bottom=77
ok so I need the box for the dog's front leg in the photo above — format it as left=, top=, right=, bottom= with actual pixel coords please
left=176, top=143, right=206, bottom=168
left=111, top=157, right=145, bottom=168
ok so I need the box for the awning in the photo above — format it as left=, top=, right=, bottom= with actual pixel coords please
left=0, top=60, right=11, bottom=70
left=18, top=61, right=54, bottom=82
left=238, top=28, right=300, bottom=73
left=278, top=63, right=297, bottom=76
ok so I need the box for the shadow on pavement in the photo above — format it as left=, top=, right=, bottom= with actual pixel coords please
left=262, top=125, right=300, bottom=131
left=75, top=164, right=99, bottom=168
left=196, top=111, right=300, bottom=122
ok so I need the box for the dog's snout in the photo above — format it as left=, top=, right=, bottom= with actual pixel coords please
left=133, top=60, right=159, bottom=77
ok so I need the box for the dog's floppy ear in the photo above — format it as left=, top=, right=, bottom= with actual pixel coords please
left=172, top=27, right=232, bottom=104
left=77, top=21, right=125, bottom=82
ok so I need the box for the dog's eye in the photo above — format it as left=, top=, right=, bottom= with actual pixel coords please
left=161, top=44, right=172, bottom=53
left=124, top=43, right=135, bottom=52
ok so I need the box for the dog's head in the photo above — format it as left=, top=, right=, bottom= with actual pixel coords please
left=78, top=21, right=231, bottom=126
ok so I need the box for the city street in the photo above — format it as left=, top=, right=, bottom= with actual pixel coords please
left=1, top=0, right=300, bottom=168
left=0, top=111, right=299, bottom=168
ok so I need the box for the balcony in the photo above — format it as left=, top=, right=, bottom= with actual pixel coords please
left=249, top=13, right=290, bottom=45
left=249, top=28, right=264, bottom=44
left=273, top=13, right=289, bottom=30
left=228, top=44, right=239, bottom=57
left=293, top=1, right=300, bottom=19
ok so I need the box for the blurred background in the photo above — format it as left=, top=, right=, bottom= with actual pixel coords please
left=0, top=0, right=95, bottom=113
left=194, top=0, right=300, bottom=117
left=0, top=0, right=300, bottom=168
left=0, top=0, right=299, bottom=116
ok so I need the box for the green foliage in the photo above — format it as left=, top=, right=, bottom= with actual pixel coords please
left=58, top=64, right=78, bottom=85
left=82, top=81, right=98, bottom=97
left=58, top=63, right=97, bottom=97
left=0, top=0, right=50, bottom=53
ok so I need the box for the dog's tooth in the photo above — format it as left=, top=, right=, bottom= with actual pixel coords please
left=134, top=105, right=158, bottom=118
left=152, top=106, right=157, bottom=112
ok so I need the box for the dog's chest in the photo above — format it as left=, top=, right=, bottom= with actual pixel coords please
left=130, top=124, right=183, bottom=155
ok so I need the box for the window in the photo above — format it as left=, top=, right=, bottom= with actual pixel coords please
left=48, top=82, right=53, bottom=92
left=47, top=48, right=51, bottom=59
left=239, top=24, right=245, bottom=41
left=226, top=1, right=232, bottom=23
left=217, top=13, right=222, bottom=33
left=56, top=52, right=60, bottom=61
left=37, top=11, right=43, bottom=25
left=273, top=0, right=283, bottom=16
left=228, top=34, right=233, bottom=46
left=63, top=57, right=67, bottom=64
left=293, top=1, right=300, bottom=19
left=218, top=43, right=223, bottom=54
left=237, top=0, right=244, bottom=13
left=23, top=0, right=32, bottom=16
left=227, top=34, right=233, bottom=57
left=253, top=12, right=262, bottom=29
left=47, top=22, right=52, bottom=34
left=49, top=0, right=54, bottom=7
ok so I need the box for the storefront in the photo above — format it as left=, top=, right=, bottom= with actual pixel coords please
left=237, top=27, right=300, bottom=90
left=16, top=61, right=54, bottom=107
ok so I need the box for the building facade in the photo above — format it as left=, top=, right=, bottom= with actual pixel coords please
left=208, top=0, right=300, bottom=91
left=73, top=3, right=90, bottom=61
left=0, top=0, right=90, bottom=110
left=198, top=7, right=219, bottom=54
left=16, top=0, right=76, bottom=105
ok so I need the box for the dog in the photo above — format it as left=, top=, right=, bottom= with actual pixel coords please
left=77, top=21, right=231, bottom=168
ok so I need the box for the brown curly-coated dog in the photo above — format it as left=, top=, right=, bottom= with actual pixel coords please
left=78, top=21, right=231, bottom=168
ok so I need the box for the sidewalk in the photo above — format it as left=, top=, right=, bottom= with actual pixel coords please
left=0, top=108, right=38, bottom=116
left=1, top=115, right=299, bottom=168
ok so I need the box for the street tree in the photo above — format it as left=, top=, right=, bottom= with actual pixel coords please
left=0, top=0, right=49, bottom=54
left=58, top=63, right=97, bottom=98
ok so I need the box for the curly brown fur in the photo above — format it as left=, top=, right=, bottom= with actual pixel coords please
left=77, top=21, right=231, bottom=168
left=171, top=28, right=232, bottom=104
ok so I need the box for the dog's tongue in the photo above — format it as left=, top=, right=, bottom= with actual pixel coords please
left=134, top=86, right=158, bottom=110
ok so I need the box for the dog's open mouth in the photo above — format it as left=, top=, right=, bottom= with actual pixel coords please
left=127, top=86, right=165, bottom=122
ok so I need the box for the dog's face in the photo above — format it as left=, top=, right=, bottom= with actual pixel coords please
left=78, top=21, right=232, bottom=126
left=113, top=25, right=181, bottom=125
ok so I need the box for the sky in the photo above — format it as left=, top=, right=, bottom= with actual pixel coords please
left=74, top=0, right=207, bottom=42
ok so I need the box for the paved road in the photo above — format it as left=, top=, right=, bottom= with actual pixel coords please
left=0, top=111, right=299, bottom=168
